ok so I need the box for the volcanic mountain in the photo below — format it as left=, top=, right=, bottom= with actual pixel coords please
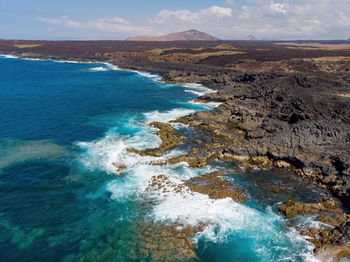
left=126, top=29, right=220, bottom=41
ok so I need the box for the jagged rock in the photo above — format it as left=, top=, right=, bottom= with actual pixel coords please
left=150, top=122, right=186, bottom=152
left=126, top=122, right=186, bottom=158
left=126, top=147, right=163, bottom=157
left=185, top=171, right=246, bottom=201
left=279, top=199, right=342, bottom=219
left=282, top=201, right=350, bottom=261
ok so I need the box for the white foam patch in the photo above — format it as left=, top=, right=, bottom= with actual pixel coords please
left=151, top=189, right=271, bottom=240
left=88, top=66, right=108, bottom=72
left=102, top=62, right=120, bottom=71
left=294, top=214, right=334, bottom=230
left=106, top=163, right=217, bottom=200
left=54, top=60, right=84, bottom=64
left=143, top=108, right=196, bottom=123
left=189, top=100, right=222, bottom=109
left=77, top=127, right=162, bottom=174
left=287, top=228, right=323, bottom=262
left=150, top=184, right=321, bottom=261
left=77, top=106, right=196, bottom=174
left=182, top=83, right=213, bottom=96
left=136, top=71, right=162, bottom=81
left=0, top=54, right=17, bottom=59
left=22, top=57, right=43, bottom=61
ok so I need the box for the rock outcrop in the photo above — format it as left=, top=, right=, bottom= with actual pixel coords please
left=279, top=199, right=350, bottom=260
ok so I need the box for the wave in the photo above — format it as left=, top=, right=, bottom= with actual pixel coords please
left=102, top=62, right=120, bottom=71
left=77, top=131, right=163, bottom=174
left=76, top=107, right=196, bottom=174
left=182, top=83, right=213, bottom=96
left=189, top=100, right=222, bottom=108
left=143, top=108, right=196, bottom=123
left=0, top=54, right=17, bottom=59
left=54, top=60, right=87, bottom=64
left=88, top=66, right=108, bottom=72
left=135, top=71, right=162, bottom=81
left=87, top=63, right=119, bottom=72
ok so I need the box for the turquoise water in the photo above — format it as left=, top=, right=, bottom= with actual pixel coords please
left=0, top=55, right=323, bottom=261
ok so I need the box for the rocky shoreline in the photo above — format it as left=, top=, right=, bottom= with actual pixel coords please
left=117, top=57, right=350, bottom=260
left=1, top=40, right=350, bottom=260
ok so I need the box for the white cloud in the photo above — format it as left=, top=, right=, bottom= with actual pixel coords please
left=270, top=2, right=288, bottom=14
left=150, top=5, right=232, bottom=25
left=37, top=16, right=82, bottom=28
left=37, top=16, right=152, bottom=34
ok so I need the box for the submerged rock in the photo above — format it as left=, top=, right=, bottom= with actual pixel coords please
left=135, top=221, right=201, bottom=262
left=184, top=171, right=246, bottom=202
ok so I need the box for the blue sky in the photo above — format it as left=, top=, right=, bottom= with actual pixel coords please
left=1, top=0, right=349, bottom=40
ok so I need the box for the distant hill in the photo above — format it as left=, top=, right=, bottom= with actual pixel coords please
left=127, top=29, right=220, bottom=41
left=231, top=35, right=258, bottom=41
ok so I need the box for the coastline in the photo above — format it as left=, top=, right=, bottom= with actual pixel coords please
left=1, top=50, right=350, bottom=260
left=0, top=50, right=348, bottom=202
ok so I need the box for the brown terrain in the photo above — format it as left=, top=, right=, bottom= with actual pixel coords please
left=1, top=38, right=350, bottom=260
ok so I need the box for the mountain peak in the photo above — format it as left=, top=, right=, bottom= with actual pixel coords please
left=127, top=29, right=219, bottom=41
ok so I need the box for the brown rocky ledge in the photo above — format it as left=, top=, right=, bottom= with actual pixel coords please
left=279, top=199, right=350, bottom=260
left=279, top=199, right=343, bottom=219
left=126, top=121, right=186, bottom=157
left=138, top=172, right=245, bottom=261
left=135, top=221, right=204, bottom=262
left=184, top=171, right=246, bottom=202
left=145, top=172, right=246, bottom=202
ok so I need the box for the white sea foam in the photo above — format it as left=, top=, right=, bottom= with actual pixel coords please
left=77, top=127, right=162, bottom=174
left=135, top=71, right=162, bottom=81
left=22, top=57, right=43, bottom=61
left=189, top=100, right=222, bottom=109
left=102, top=62, right=120, bottom=71
left=55, top=60, right=84, bottom=64
left=287, top=228, right=323, bottom=262
left=185, top=89, right=205, bottom=96
left=143, top=108, right=196, bottom=123
left=0, top=54, right=17, bottom=59
left=182, top=83, right=213, bottom=96
left=88, top=66, right=108, bottom=72
left=77, top=106, right=197, bottom=174
left=106, top=162, right=216, bottom=200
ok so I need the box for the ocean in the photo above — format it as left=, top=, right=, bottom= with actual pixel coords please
left=0, top=55, right=325, bottom=261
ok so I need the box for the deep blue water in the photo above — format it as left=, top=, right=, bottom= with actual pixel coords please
left=0, top=55, right=325, bottom=261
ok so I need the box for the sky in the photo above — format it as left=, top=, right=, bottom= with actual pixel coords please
left=0, top=0, right=349, bottom=40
